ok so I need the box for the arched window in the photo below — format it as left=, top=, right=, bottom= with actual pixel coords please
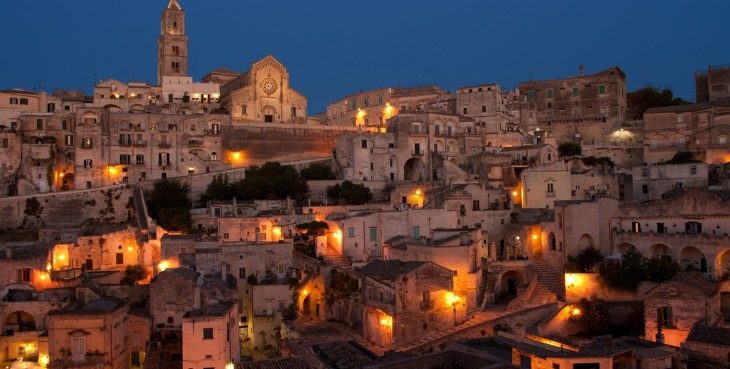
left=167, top=316, right=174, bottom=324
left=211, top=152, right=218, bottom=161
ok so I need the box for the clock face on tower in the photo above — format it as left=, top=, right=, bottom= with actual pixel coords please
left=261, top=78, right=277, bottom=95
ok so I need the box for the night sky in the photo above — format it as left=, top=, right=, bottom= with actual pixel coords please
left=1, top=0, right=729, bottom=112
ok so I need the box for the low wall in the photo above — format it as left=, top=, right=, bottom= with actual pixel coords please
left=0, top=185, right=133, bottom=229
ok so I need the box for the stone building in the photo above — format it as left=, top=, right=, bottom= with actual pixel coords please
left=517, top=66, right=627, bottom=144
left=324, top=85, right=451, bottom=127
left=221, top=55, right=307, bottom=124
left=181, top=301, right=240, bottom=369
left=455, top=83, right=517, bottom=135
left=383, top=228, right=484, bottom=310
left=695, top=64, right=730, bottom=103
left=521, top=161, right=617, bottom=209
left=642, top=98, right=730, bottom=165
left=643, top=273, right=718, bottom=347
left=158, top=0, right=188, bottom=85
left=49, top=226, right=146, bottom=273
left=47, top=297, right=129, bottom=369
left=683, top=323, right=730, bottom=365
left=631, top=163, right=708, bottom=202
left=610, top=188, right=730, bottom=279
left=149, top=267, right=204, bottom=329
left=359, top=259, right=462, bottom=350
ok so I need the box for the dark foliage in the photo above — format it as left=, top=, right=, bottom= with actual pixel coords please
left=326, top=181, right=373, bottom=205
left=121, top=264, right=149, bottom=285
left=581, top=156, right=615, bottom=169
left=569, top=298, right=611, bottom=336
left=664, top=151, right=701, bottom=165
left=558, top=142, right=582, bottom=157
left=200, top=162, right=309, bottom=203
left=644, top=257, right=680, bottom=282
left=300, top=162, right=335, bottom=180
left=145, top=179, right=192, bottom=232
left=567, top=247, right=605, bottom=272
left=627, top=85, right=690, bottom=119
left=599, top=249, right=644, bottom=291
left=295, top=221, right=329, bottom=236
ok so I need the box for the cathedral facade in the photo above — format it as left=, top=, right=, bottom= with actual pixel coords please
left=219, top=55, right=308, bottom=124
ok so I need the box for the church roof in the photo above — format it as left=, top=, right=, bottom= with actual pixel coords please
left=167, top=0, right=182, bottom=10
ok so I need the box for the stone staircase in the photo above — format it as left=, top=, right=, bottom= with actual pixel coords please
left=322, top=247, right=351, bottom=267
left=143, top=341, right=161, bottom=369
left=478, top=270, right=498, bottom=310
left=531, top=260, right=565, bottom=299
left=505, top=261, right=564, bottom=312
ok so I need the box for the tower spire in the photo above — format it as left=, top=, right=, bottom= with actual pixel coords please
left=167, top=0, right=182, bottom=10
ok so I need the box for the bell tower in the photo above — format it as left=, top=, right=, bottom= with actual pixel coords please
left=157, top=0, right=188, bottom=85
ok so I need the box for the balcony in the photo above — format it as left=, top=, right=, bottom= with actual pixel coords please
left=133, top=140, right=147, bottom=147
left=411, top=150, right=424, bottom=157
left=135, top=161, right=146, bottom=166
left=158, top=142, right=171, bottom=149
left=119, top=141, right=132, bottom=147
left=204, top=129, right=220, bottom=136
left=187, top=140, right=204, bottom=147
left=158, top=161, right=171, bottom=168
left=80, top=143, right=93, bottom=150
left=546, top=191, right=555, bottom=198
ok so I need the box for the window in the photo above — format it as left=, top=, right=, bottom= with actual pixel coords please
left=18, top=268, right=31, bottom=283
left=83, top=159, right=93, bottom=169
left=361, top=140, right=367, bottom=149
left=71, top=337, right=86, bottom=363
left=291, top=107, right=297, bottom=118
left=690, top=166, right=697, bottom=175
left=676, top=114, right=684, bottom=123
left=526, top=91, right=536, bottom=101
left=547, top=183, right=554, bottom=192
left=347, top=228, right=355, bottom=237
left=239, top=267, right=246, bottom=279
left=136, top=154, right=145, bottom=165
left=9, top=97, right=18, bottom=105
left=631, top=222, right=641, bottom=233
left=462, top=107, right=468, bottom=115
left=472, top=200, right=480, bottom=211
left=422, top=291, right=430, bottom=304
left=659, top=306, right=673, bottom=327
left=572, top=87, right=579, bottom=97
left=685, top=221, right=702, bottom=235
left=116, top=253, right=124, bottom=264
left=482, top=105, right=487, bottom=113
left=642, top=184, right=648, bottom=194
left=546, top=89, right=554, bottom=98
left=719, top=136, right=727, bottom=145
left=19, top=98, right=28, bottom=105
left=47, top=103, right=55, bottom=112
left=459, top=204, right=466, bottom=216
left=36, top=119, right=43, bottom=130
left=81, top=137, right=93, bottom=149
left=203, top=328, right=214, bottom=339
left=598, top=85, right=606, bottom=94
left=1, top=138, right=8, bottom=148
left=369, top=227, right=378, bottom=241
left=412, top=226, right=420, bottom=238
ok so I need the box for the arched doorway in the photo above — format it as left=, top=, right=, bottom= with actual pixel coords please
left=3, top=311, right=35, bottom=334
left=649, top=244, right=675, bottom=261
left=715, top=249, right=730, bottom=279
left=302, top=295, right=311, bottom=315
left=679, top=246, right=707, bottom=272
left=578, top=234, right=594, bottom=249
left=262, top=106, right=277, bottom=123
left=403, top=157, right=426, bottom=181
left=498, top=270, right=526, bottom=303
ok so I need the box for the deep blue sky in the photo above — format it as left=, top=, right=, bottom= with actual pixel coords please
left=1, top=0, right=729, bottom=112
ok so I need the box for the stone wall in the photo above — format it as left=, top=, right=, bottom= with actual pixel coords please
left=0, top=185, right=133, bottom=230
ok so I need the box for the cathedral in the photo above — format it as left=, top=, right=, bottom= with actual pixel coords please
left=157, top=0, right=308, bottom=124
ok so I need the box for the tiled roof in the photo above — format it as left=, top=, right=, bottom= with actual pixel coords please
left=50, top=297, right=125, bottom=315
left=239, top=357, right=309, bottom=369
left=686, top=324, right=730, bottom=346
left=310, top=341, right=376, bottom=369
left=183, top=301, right=235, bottom=319
left=359, top=260, right=426, bottom=282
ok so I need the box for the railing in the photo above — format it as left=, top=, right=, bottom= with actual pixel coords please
left=158, top=162, right=171, bottom=168
left=411, top=151, right=424, bottom=156
left=187, top=140, right=203, bottom=147
left=119, top=141, right=132, bottom=147
left=158, top=142, right=171, bottom=149
left=133, top=140, right=147, bottom=147
left=135, top=161, right=146, bottom=166
left=80, top=144, right=93, bottom=150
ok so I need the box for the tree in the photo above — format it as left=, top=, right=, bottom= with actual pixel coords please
left=145, top=179, right=192, bottom=232
left=627, top=85, right=689, bottom=119
left=569, top=298, right=611, bottom=336
left=567, top=247, right=605, bottom=272
left=599, top=249, right=644, bottom=291
left=644, top=257, right=679, bottom=283
left=326, top=181, right=373, bottom=205
left=558, top=142, right=582, bottom=157
left=295, top=221, right=329, bottom=236
left=664, top=151, right=701, bottom=165
left=300, top=162, right=335, bottom=180
left=200, top=173, right=234, bottom=203
left=121, top=264, right=149, bottom=285
left=200, top=162, right=309, bottom=203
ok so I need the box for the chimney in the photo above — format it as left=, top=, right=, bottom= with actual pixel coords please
left=579, top=64, right=585, bottom=76
left=513, top=323, right=525, bottom=338
left=5, top=247, right=12, bottom=260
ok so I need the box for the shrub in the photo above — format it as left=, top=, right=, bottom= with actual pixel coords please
left=121, top=265, right=149, bottom=285
left=326, top=181, right=373, bottom=205
left=598, top=249, right=644, bottom=291
left=558, top=142, right=582, bottom=157
left=567, top=247, right=605, bottom=272
left=644, top=257, right=679, bottom=283
left=300, top=162, right=335, bottom=180
left=569, top=298, right=611, bottom=336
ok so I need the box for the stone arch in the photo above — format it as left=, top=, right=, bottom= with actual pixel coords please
left=3, top=311, right=36, bottom=333
left=715, top=249, right=730, bottom=279
left=404, top=157, right=426, bottom=181
left=578, top=234, right=594, bottom=249
left=498, top=269, right=526, bottom=302
left=103, top=104, right=123, bottom=113
left=679, top=246, right=707, bottom=272
left=616, top=242, right=638, bottom=254
left=649, top=243, right=675, bottom=261
left=160, top=107, right=174, bottom=115
left=433, top=139, right=444, bottom=152
left=447, top=140, right=458, bottom=152
left=262, top=105, right=277, bottom=123
left=177, top=107, right=193, bottom=115
left=129, top=104, right=145, bottom=113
